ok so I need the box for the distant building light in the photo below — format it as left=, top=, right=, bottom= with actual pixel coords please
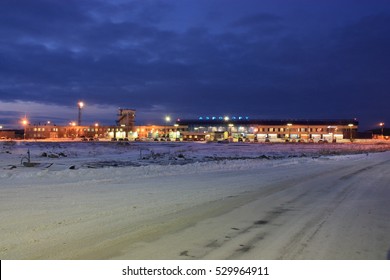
left=206, top=117, right=210, bottom=120
left=224, top=116, right=229, bottom=121
left=212, top=117, right=216, bottom=120
left=218, top=116, right=223, bottom=120
left=239, top=116, right=242, bottom=120
left=199, top=117, right=203, bottom=120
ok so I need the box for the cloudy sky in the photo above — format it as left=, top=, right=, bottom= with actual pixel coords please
left=1, top=0, right=389, bottom=130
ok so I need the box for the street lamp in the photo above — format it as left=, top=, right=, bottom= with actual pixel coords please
left=165, top=116, right=171, bottom=140
left=78, top=101, right=84, bottom=126
left=379, top=122, right=385, bottom=137
left=287, top=123, right=292, bottom=141
left=21, top=117, right=28, bottom=140
left=348, top=124, right=354, bottom=141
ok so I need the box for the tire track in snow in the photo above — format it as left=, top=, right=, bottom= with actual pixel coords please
left=197, top=159, right=389, bottom=260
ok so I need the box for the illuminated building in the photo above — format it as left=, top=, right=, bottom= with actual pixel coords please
left=176, top=118, right=359, bottom=142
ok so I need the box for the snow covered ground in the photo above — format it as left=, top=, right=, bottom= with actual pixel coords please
left=0, top=140, right=389, bottom=259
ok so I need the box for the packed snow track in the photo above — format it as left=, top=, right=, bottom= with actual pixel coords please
left=0, top=141, right=389, bottom=259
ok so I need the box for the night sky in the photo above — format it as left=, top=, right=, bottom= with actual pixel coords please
left=1, top=0, right=389, bottom=130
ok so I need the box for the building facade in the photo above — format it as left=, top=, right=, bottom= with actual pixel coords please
left=175, top=118, right=359, bottom=142
left=20, top=106, right=360, bottom=142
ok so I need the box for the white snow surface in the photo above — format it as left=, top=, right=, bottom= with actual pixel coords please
left=1, top=140, right=390, bottom=259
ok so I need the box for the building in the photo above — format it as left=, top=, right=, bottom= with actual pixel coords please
left=134, top=124, right=187, bottom=140
left=19, top=106, right=362, bottom=142
left=24, top=123, right=114, bottom=139
left=116, top=108, right=135, bottom=132
left=175, top=118, right=359, bottom=142
left=368, top=127, right=389, bottom=140
left=23, top=108, right=136, bottom=140
left=0, top=129, right=18, bottom=140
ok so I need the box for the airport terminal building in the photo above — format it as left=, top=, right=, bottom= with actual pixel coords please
left=176, top=118, right=359, bottom=142
left=20, top=108, right=359, bottom=142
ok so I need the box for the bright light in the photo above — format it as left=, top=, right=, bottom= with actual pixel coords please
left=78, top=101, right=84, bottom=108
left=0, top=125, right=3, bottom=129
left=21, top=119, right=28, bottom=126
left=287, top=123, right=292, bottom=126
left=348, top=124, right=354, bottom=127
left=95, top=123, right=99, bottom=127
left=379, top=122, right=385, bottom=127
left=47, top=121, right=51, bottom=124
left=224, top=116, right=229, bottom=121
left=69, top=121, right=76, bottom=126
left=165, top=116, right=171, bottom=123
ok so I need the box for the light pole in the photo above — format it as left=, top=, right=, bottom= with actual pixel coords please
left=379, top=122, right=385, bottom=138
left=165, top=116, right=171, bottom=140
left=287, top=123, right=292, bottom=142
left=21, top=118, right=28, bottom=140
left=348, top=123, right=354, bottom=141
left=78, top=101, right=84, bottom=126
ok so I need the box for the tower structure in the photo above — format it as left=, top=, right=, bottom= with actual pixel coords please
left=116, top=108, right=136, bottom=137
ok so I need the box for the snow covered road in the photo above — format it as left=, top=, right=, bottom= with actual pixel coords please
left=110, top=152, right=390, bottom=260
left=0, top=142, right=389, bottom=260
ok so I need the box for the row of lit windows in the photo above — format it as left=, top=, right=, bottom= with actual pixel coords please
left=262, top=127, right=325, bottom=132
left=30, top=127, right=59, bottom=132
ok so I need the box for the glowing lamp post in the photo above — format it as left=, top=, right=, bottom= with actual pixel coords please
left=78, top=101, right=84, bottom=126
left=348, top=124, right=354, bottom=141
left=165, top=116, right=171, bottom=140
left=379, top=122, right=385, bottom=137
left=21, top=118, right=28, bottom=140
left=287, top=123, right=292, bottom=141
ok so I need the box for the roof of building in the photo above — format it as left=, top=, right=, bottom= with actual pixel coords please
left=176, top=119, right=359, bottom=126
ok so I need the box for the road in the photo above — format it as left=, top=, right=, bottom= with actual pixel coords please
left=1, top=151, right=389, bottom=260
left=110, top=153, right=390, bottom=260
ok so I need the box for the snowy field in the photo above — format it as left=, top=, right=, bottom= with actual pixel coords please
left=1, top=140, right=390, bottom=259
